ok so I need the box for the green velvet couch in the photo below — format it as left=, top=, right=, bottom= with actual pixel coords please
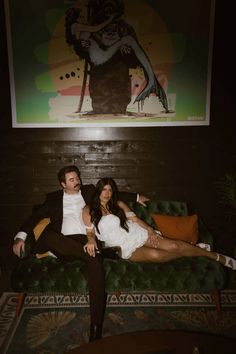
left=11, top=200, right=227, bottom=313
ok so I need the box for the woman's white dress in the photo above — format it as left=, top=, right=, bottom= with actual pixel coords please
left=96, top=214, right=148, bottom=259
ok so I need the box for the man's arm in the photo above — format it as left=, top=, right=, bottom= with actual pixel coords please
left=12, top=193, right=53, bottom=258
left=83, top=183, right=149, bottom=206
left=117, top=191, right=149, bottom=207
left=72, top=13, right=115, bottom=39
left=137, top=194, right=150, bottom=207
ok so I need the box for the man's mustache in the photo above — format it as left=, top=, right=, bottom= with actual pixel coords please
left=75, top=183, right=81, bottom=188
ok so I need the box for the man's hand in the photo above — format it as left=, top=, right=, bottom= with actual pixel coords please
left=137, top=195, right=150, bottom=207
left=13, top=238, right=25, bottom=258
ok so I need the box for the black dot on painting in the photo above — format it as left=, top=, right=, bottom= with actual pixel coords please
left=135, top=84, right=139, bottom=88
left=71, top=72, right=75, bottom=77
left=65, top=74, right=70, bottom=79
left=60, top=76, right=63, bottom=80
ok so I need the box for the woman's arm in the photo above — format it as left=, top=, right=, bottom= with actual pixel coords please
left=82, top=206, right=98, bottom=257
left=117, top=201, right=154, bottom=233
left=118, top=200, right=158, bottom=248
left=82, top=205, right=93, bottom=227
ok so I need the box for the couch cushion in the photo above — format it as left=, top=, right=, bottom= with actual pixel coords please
left=151, top=214, right=199, bottom=244
left=11, top=256, right=226, bottom=293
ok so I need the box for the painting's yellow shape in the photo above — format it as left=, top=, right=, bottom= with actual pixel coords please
left=124, top=0, right=173, bottom=65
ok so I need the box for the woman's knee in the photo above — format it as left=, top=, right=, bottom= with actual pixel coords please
left=148, top=249, right=164, bottom=262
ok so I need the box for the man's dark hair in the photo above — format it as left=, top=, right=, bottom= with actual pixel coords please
left=57, top=165, right=80, bottom=184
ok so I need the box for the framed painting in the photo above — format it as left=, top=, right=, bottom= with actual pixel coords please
left=4, top=0, right=215, bottom=127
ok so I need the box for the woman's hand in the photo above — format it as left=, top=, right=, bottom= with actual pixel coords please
left=84, top=239, right=98, bottom=257
left=147, top=228, right=159, bottom=248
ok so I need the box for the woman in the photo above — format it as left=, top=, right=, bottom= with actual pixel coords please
left=83, top=178, right=236, bottom=269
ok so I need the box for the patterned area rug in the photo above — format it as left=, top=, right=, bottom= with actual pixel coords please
left=1, top=291, right=236, bottom=354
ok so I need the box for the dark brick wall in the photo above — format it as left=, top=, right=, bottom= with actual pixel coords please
left=0, top=1, right=235, bottom=269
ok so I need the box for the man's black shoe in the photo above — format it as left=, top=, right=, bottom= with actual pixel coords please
left=89, top=323, right=103, bottom=342
left=100, top=246, right=121, bottom=259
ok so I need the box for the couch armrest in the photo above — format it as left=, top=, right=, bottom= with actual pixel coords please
left=20, top=233, right=35, bottom=258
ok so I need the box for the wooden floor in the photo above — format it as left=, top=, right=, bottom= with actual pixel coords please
left=66, top=329, right=236, bottom=354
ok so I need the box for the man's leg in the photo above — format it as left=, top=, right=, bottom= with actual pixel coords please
left=86, top=252, right=106, bottom=341
left=34, top=229, right=106, bottom=340
left=68, top=235, right=106, bottom=338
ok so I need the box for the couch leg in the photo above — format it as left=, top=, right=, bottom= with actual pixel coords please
left=115, top=291, right=121, bottom=298
left=16, top=292, right=26, bottom=317
left=211, top=289, right=221, bottom=318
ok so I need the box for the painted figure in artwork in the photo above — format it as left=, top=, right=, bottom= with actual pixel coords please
left=65, top=0, right=169, bottom=114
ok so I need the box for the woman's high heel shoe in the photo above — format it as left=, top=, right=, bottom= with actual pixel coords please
left=196, top=243, right=211, bottom=251
left=216, top=253, right=236, bottom=270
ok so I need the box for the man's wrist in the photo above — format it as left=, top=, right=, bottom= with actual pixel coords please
left=14, top=231, right=27, bottom=241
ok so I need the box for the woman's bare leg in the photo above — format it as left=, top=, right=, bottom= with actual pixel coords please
left=128, top=246, right=180, bottom=263
left=153, top=236, right=235, bottom=268
left=128, top=236, right=236, bottom=269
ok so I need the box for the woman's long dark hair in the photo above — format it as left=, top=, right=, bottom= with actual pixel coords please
left=90, top=177, right=129, bottom=234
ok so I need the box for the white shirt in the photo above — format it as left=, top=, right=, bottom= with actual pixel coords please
left=61, top=191, right=86, bottom=235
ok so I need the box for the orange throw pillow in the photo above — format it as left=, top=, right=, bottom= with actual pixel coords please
left=151, top=214, right=199, bottom=244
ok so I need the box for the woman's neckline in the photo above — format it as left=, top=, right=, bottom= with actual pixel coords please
left=101, top=204, right=111, bottom=216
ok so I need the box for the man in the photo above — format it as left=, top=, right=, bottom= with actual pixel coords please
left=13, top=165, right=149, bottom=341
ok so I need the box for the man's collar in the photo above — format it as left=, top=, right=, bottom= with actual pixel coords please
left=63, top=190, right=82, bottom=196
